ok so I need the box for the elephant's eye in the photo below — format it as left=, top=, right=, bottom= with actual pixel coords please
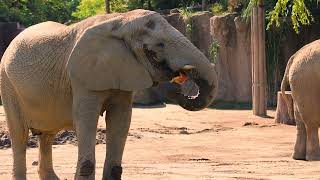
left=156, top=42, right=165, bottom=48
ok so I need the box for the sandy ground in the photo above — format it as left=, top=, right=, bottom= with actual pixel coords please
left=0, top=104, right=319, bottom=180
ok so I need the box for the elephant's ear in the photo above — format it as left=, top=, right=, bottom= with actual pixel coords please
left=67, top=17, right=153, bottom=91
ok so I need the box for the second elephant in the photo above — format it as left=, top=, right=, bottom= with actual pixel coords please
left=281, top=39, right=320, bottom=161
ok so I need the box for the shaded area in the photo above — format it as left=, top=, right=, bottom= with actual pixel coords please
left=0, top=128, right=141, bottom=149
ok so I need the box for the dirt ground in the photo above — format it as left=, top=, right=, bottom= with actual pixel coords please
left=0, top=104, right=319, bottom=180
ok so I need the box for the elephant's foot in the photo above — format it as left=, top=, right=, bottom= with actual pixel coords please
left=40, top=174, right=59, bottom=180
left=306, top=153, right=320, bottom=161
left=292, top=142, right=306, bottom=160
left=75, top=175, right=95, bottom=180
left=39, top=171, right=59, bottom=180
left=102, top=166, right=123, bottom=180
left=292, top=151, right=306, bottom=160
left=306, top=147, right=320, bottom=161
left=12, top=175, right=27, bottom=180
left=75, top=160, right=95, bottom=180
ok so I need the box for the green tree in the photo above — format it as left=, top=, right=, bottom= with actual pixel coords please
left=73, top=0, right=128, bottom=20
left=0, top=0, right=79, bottom=26
left=243, top=0, right=320, bottom=32
left=127, top=0, right=203, bottom=10
left=267, top=0, right=319, bottom=32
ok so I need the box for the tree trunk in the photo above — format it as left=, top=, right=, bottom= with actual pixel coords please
left=147, top=0, right=152, bottom=10
left=140, top=0, right=145, bottom=8
left=251, top=0, right=267, bottom=116
left=275, top=91, right=296, bottom=125
left=202, top=0, right=207, bottom=11
left=105, top=0, right=110, bottom=14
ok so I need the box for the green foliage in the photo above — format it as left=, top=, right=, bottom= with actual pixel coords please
left=267, top=0, right=314, bottom=33
left=0, top=0, right=79, bottom=26
left=209, top=40, right=220, bottom=64
left=211, top=3, right=225, bottom=15
left=218, top=0, right=229, bottom=10
left=73, top=0, right=129, bottom=20
left=72, top=0, right=106, bottom=19
left=241, top=0, right=258, bottom=18
left=111, top=0, right=129, bottom=12
left=180, top=7, right=193, bottom=18
left=242, top=0, right=319, bottom=33
left=127, top=0, right=203, bottom=11
left=180, top=7, right=193, bottom=39
left=265, top=26, right=286, bottom=105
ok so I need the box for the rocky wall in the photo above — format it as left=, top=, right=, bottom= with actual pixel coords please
left=210, top=14, right=252, bottom=102
left=164, top=13, right=187, bottom=35
left=189, top=11, right=213, bottom=58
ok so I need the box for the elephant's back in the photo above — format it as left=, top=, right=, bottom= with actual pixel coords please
left=19, top=21, right=67, bottom=37
left=2, top=21, right=74, bottom=84
left=1, top=21, right=74, bottom=115
left=288, top=40, right=320, bottom=79
left=0, top=22, right=74, bottom=131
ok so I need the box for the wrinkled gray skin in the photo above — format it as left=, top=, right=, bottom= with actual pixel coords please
left=281, top=39, right=320, bottom=161
left=0, top=10, right=218, bottom=180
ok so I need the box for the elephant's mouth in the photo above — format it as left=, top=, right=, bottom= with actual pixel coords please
left=143, top=46, right=202, bottom=100
left=143, top=46, right=174, bottom=79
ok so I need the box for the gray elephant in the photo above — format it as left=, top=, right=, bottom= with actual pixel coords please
left=281, top=39, right=320, bottom=161
left=0, top=10, right=218, bottom=180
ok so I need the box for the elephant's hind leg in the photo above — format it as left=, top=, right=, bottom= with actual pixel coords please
left=305, top=125, right=320, bottom=161
left=292, top=119, right=307, bottom=160
left=38, top=133, right=59, bottom=180
left=1, top=85, right=28, bottom=179
left=291, top=73, right=320, bottom=161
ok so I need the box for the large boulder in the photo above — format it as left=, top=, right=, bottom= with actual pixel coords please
left=210, top=13, right=252, bottom=102
left=189, top=11, right=213, bottom=58
left=164, top=13, right=187, bottom=35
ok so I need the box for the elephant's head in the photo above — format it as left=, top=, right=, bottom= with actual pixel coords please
left=67, top=9, right=218, bottom=111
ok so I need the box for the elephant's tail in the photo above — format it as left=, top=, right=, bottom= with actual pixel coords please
left=280, top=55, right=295, bottom=120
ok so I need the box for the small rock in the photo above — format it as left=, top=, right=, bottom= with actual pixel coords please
left=32, top=161, right=38, bottom=166
left=170, top=8, right=180, bottom=14
left=179, top=130, right=190, bottom=135
left=243, top=122, right=259, bottom=126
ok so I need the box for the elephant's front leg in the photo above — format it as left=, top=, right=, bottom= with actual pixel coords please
left=102, top=91, right=133, bottom=180
left=73, top=91, right=104, bottom=180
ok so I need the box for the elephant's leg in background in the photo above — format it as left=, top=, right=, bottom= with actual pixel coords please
left=1, top=79, right=28, bottom=180
left=305, top=124, right=320, bottom=160
left=6, top=105, right=28, bottom=180
left=294, top=96, right=320, bottom=161
left=38, top=133, right=59, bottom=180
left=102, top=91, right=133, bottom=180
left=291, top=74, right=320, bottom=161
left=73, top=90, right=103, bottom=180
left=292, top=118, right=307, bottom=160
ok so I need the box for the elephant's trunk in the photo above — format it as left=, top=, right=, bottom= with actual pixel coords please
left=163, top=66, right=218, bottom=111
left=177, top=76, right=217, bottom=111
